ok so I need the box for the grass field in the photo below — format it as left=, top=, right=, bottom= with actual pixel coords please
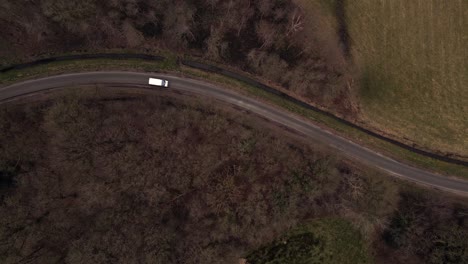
left=346, top=0, right=467, bottom=157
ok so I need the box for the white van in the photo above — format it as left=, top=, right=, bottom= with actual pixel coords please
left=148, top=78, right=169, bottom=87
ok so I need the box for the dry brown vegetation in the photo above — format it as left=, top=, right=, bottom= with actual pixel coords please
left=0, top=88, right=467, bottom=263
left=0, top=0, right=353, bottom=116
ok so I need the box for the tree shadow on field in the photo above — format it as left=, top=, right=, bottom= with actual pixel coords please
left=335, top=0, right=351, bottom=58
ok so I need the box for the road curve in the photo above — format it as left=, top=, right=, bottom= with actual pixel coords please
left=1, top=71, right=468, bottom=195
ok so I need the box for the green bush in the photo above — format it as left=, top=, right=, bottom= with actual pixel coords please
left=247, top=233, right=323, bottom=264
left=424, top=225, right=468, bottom=264
left=246, top=218, right=370, bottom=264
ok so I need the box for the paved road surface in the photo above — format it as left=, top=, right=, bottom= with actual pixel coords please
left=1, top=72, right=467, bottom=195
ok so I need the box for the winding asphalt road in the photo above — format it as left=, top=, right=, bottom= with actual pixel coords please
left=1, top=72, right=468, bottom=195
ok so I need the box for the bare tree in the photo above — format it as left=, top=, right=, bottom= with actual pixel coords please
left=234, top=0, right=254, bottom=37
left=287, top=9, right=304, bottom=36
left=256, top=20, right=277, bottom=49
left=163, top=1, right=196, bottom=46
left=257, top=0, right=273, bottom=18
